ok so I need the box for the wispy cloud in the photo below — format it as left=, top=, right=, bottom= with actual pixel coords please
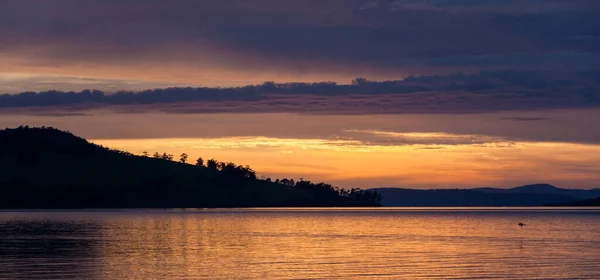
left=0, top=73, right=181, bottom=93
left=343, top=130, right=508, bottom=145
left=501, top=117, right=551, bottom=122
left=165, top=137, right=366, bottom=151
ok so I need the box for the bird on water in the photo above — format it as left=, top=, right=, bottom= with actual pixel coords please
left=518, top=223, right=526, bottom=227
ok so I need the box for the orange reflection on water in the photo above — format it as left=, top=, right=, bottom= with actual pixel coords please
left=90, top=209, right=600, bottom=279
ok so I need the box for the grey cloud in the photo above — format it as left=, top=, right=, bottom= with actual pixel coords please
left=359, top=1, right=380, bottom=10
left=389, top=0, right=600, bottom=13
left=0, top=70, right=598, bottom=115
left=205, top=15, right=600, bottom=72
left=501, top=117, right=551, bottom=122
left=0, top=75, right=181, bottom=93
left=342, top=129, right=509, bottom=146
left=1, top=0, right=599, bottom=76
left=1, top=107, right=598, bottom=145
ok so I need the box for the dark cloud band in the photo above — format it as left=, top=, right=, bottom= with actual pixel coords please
left=1, top=70, right=598, bottom=114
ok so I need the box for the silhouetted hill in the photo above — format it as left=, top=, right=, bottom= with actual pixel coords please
left=0, top=126, right=381, bottom=208
left=474, top=184, right=600, bottom=199
left=546, top=197, right=600, bottom=206
left=371, top=184, right=600, bottom=206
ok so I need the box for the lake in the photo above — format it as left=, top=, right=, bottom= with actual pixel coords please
left=1, top=208, right=599, bottom=279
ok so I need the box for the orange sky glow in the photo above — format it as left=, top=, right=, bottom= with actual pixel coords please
left=1, top=109, right=599, bottom=189
left=92, top=136, right=600, bottom=190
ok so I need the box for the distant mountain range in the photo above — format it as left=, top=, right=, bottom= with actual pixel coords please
left=370, top=184, right=600, bottom=206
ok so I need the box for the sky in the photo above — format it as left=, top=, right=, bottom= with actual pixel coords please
left=1, top=0, right=599, bottom=189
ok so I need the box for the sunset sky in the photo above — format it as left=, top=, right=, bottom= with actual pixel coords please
left=1, top=0, right=599, bottom=189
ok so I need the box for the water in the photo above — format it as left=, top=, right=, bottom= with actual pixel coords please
left=1, top=208, right=599, bottom=280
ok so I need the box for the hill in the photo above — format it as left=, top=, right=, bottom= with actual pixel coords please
left=546, top=197, right=600, bottom=206
left=0, top=126, right=382, bottom=208
left=473, top=184, right=600, bottom=200
left=372, top=184, right=600, bottom=207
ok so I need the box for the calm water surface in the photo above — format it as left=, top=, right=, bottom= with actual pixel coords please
left=0, top=208, right=599, bottom=280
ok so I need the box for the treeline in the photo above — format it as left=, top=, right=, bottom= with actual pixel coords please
left=140, top=150, right=382, bottom=204
left=1, top=70, right=598, bottom=108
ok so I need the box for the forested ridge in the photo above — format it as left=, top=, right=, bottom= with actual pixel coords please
left=0, top=126, right=382, bottom=208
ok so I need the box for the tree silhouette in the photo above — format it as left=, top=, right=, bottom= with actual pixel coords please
left=142, top=151, right=149, bottom=157
left=179, top=153, right=188, bottom=164
left=152, top=152, right=161, bottom=159
left=161, top=153, right=173, bottom=161
left=206, top=159, right=218, bottom=170
left=351, top=77, right=369, bottom=86
left=196, top=157, right=204, bottom=167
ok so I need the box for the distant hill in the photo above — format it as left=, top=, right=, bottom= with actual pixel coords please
left=473, top=184, right=600, bottom=200
left=371, top=184, right=600, bottom=207
left=546, top=197, right=600, bottom=206
left=0, top=126, right=382, bottom=208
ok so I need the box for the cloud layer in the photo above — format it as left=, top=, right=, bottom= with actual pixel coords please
left=1, top=70, right=598, bottom=114
left=1, top=0, right=599, bottom=90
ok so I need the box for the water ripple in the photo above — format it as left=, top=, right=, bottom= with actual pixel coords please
left=0, top=208, right=599, bottom=279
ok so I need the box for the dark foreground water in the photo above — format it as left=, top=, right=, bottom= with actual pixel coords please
left=1, top=208, right=599, bottom=280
